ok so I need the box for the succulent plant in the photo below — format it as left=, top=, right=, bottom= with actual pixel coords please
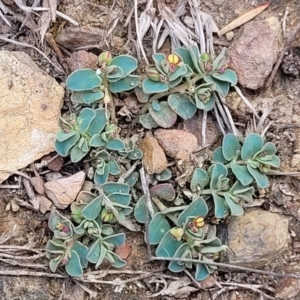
left=138, top=46, right=237, bottom=129
left=212, top=133, right=281, bottom=188
left=55, top=108, right=107, bottom=162
left=46, top=182, right=133, bottom=275
left=66, top=51, right=140, bottom=105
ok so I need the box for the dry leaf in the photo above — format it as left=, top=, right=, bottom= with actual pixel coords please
left=218, top=2, right=270, bottom=36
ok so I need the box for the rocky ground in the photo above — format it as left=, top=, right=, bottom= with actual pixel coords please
left=0, top=0, right=300, bottom=299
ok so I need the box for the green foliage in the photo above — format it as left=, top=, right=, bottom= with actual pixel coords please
left=46, top=182, right=132, bottom=275
left=139, top=46, right=237, bottom=128
left=66, top=51, right=140, bottom=105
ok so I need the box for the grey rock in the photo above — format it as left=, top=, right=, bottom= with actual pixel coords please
left=227, top=209, right=289, bottom=267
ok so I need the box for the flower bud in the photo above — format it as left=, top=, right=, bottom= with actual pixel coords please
left=200, top=52, right=210, bottom=63
left=167, top=54, right=180, bottom=65
left=98, top=51, right=113, bottom=65
left=101, top=209, right=114, bottom=222
left=55, top=222, right=64, bottom=231
left=218, top=66, right=226, bottom=73
left=146, top=67, right=161, bottom=82
left=60, top=257, right=68, bottom=265
left=192, top=227, right=198, bottom=233
left=62, top=225, right=69, bottom=233
left=205, top=62, right=213, bottom=72
left=194, top=216, right=205, bottom=228
left=170, top=227, right=184, bottom=242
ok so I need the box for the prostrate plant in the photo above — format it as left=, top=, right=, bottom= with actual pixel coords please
left=66, top=51, right=140, bottom=106
left=138, top=46, right=237, bottom=129
left=46, top=182, right=132, bottom=276
left=134, top=194, right=227, bottom=281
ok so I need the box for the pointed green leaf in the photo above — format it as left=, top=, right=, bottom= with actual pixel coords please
left=257, top=155, right=280, bottom=168
left=104, top=233, right=125, bottom=246
left=203, top=75, right=230, bottom=96
left=108, top=251, right=127, bottom=268
left=108, top=159, right=121, bottom=175
left=189, top=45, right=201, bottom=73
left=174, top=47, right=194, bottom=70
left=89, top=134, right=105, bottom=147
left=156, top=231, right=183, bottom=257
left=56, top=130, right=76, bottom=142
left=94, top=164, right=109, bottom=185
left=49, top=256, right=63, bottom=272
left=87, top=239, right=101, bottom=263
left=108, top=193, right=131, bottom=206
left=82, top=196, right=103, bottom=220
left=71, top=241, right=89, bottom=268
left=134, top=195, right=157, bottom=224
left=177, top=198, right=208, bottom=226
left=168, top=93, right=197, bottom=120
left=66, top=69, right=101, bottom=91
left=95, top=245, right=107, bottom=268
left=152, top=53, right=166, bottom=73
left=168, top=243, right=189, bottom=272
left=149, top=213, right=170, bottom=245
left=65, top=250, right=83, bottom=277
left=212, top=48, right=228, bottom=71
left=195, top=263, right=210, bottom=281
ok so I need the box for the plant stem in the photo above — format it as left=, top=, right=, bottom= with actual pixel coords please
left=151, top=198, right=178, bottom=226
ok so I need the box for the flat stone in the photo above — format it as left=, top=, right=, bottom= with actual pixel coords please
left=0, top=51, right=64, bottom=183
left=154, top=129, right=198, bottom=161
left=114, top=242, right=132, bottom=259
left=44, top=171, right=86, bottom=209
left=68, top=50, right=98, bottom=72
left=227, top=209, right=289, bottom=267
left=55, top=26, right=125, bottom=50
left=229, top=17, right=282, bottom=89
left=275, top=278, right=300, bottom=300
left=37, top=195, right=53, bottom=214
left=139, top=132, right=168, bottom=174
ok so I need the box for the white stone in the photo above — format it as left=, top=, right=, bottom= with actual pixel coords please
left=0, top=51, right=64, bottom=183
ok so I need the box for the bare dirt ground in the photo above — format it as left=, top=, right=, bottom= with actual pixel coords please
left=0, top=0, right=300, bottom=299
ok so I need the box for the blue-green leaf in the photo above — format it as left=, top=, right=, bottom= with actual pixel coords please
left=110, top=75, right=140, bottom=93
left=149, top=101, right=177, bottom=128
left=222, top=134, right=239, bottom=161
left=224, top=194, right=244, bottom=216
left=195, top=263, right=210, bottom=281
left=168, top=93, right=197, bottom=120
left=70, top=145, right=89, bottom=162
left=150, top=183, right=176, bottom=201
left=82, top=196, right=103, bottom=220
left=110, top=55, right=138, bottom=77
left=156, top=231, right=183, bottom=257
left=212, top=69, right=237, bottom=85
left=55, top=132, right=80, bottom=156
left=168, top=64, right=187, bottom=82
left=191, top=169, right=209, bottom=192
left=152, top=53, right=166, bottom=73
left=77, top=108, right=96, bottom=133
left=89, top=134, right=105, bottom=147
left=168, top=243, right=189, bottom=272
left=88, top=108, right=108, bottom=136
left=177, top=198, right=208, bottom=227
left=106, top=66, right=124, bottom=82
left=174, top=47, right=194, bottom=70
left=212, top=192, right=229, bottom=219
left=71, top=241, right=89, bottom=268
left=101, top=182, right=130, bottom=194
left=106, top=138, right=125, bottom=151
left=65, top=250, right=83, bottom=277
left=56, top=130, right=76, bottom=142
left=139, top=113, right=159, bottom=129
left=204, top=75, right=230, bottom=96
left=241, top=134, right=263, bottom=160
left=142, top=79, right=169, bottom=94
left=189, top=45, right=201, bottom=73
left=212, top=146, right=228, bottom=163
left=210, top=162, right=228, bottom=189
left=231, top=163, right=253, bottom=186
left=94, top=164, right=109, bottom=185
left=247, top=165, right=269, bottom=188
left=66, top=69, right=101, bottom=91
left=104, top=233, right=125, bottom=246
left=87, top=239, right=101, bottom=263
left=149, top=213, right=170, bottom=245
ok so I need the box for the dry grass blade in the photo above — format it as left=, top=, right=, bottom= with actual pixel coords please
left=14, top=0, right=79, bottom=25
left=218, top=2, right=270, bottom=36
left=47, top=0, right=58, bottom=22
left=0, top=34, right=65, bottom=73
left=0, top=1, right=11, bottom=26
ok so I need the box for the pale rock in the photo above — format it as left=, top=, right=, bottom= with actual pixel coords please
left=44, top=171, right=86, bottom=209
left=154, top=129, right=198, bottom=161
left=275, top=278, right=300, bottom=300
left=229, top=17, right=282, bottom=89
left=0, top=51, right=64, bottom=183
left=37, top=195, right=53, bottom=214
left=139, top=132, right=167, bottom=174
left=227, top=209, right=289, bottom=267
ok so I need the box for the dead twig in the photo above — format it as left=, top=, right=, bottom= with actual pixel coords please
left=265, top=20, right=300, bottom=87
